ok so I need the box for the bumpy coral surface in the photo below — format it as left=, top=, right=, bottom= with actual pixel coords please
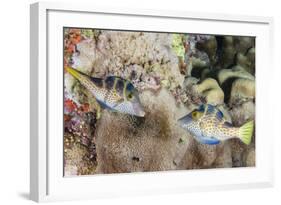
left=63, top=28, right=255, bottom=175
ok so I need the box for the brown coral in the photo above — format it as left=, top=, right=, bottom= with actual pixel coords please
left=193, top=78, right=224, bottom=105
left=95, top=89, right=191, bottom=173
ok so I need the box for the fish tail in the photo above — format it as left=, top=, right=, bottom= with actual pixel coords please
left=238, top=120, right=254, bottom=145
left=65, top=66, right=82, bottom=81
left=65, top=66, right=95, bottom=92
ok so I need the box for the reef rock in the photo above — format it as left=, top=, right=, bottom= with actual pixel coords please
left=71, top=31, right=185, bottom=93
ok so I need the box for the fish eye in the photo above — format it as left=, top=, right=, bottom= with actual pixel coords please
left=127, top=93, right=133, bottom=100
left=192, top=111, right=197, bottom=118
left=192, top=111, right=201, bottom=120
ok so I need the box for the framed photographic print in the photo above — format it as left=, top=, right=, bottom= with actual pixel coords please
left=30, top=2, right=274, bottom=202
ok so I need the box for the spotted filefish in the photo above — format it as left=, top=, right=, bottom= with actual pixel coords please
left=65, top=66, right=145, bottom=117
left=178, top=104, right=254, bottom=145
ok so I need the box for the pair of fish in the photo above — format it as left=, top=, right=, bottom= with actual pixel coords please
left=66, top=67, right=254, bottom=145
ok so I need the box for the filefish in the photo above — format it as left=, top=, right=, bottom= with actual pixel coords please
left=178, top=104, right=254, bottom=145
left=65, top=66, right=145, bottom=117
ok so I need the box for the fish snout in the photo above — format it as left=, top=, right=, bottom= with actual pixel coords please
left=133, top=102, right=145, bottom=117
left=135, top=105, right=146, bottom=117
left=178, top=114, right=192, bottom=128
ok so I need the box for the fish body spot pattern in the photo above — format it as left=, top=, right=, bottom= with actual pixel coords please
left=178, top=104, right=254, bottom=145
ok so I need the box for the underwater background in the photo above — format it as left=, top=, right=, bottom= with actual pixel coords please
left=63, top=28, right=255, bottom=176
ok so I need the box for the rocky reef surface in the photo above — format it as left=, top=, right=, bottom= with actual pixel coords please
left=63, top=28, right=255, bottom=175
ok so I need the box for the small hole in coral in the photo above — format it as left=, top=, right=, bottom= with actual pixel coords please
left=132, top=156, right=140, bottom=162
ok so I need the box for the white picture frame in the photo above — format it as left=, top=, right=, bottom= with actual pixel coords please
left=30, top=2, right=274, bottom=202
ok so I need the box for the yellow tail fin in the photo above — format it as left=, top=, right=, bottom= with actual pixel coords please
left=65, top=66, right=81, bottom=80
left=238, top=120, right=254, bottom=145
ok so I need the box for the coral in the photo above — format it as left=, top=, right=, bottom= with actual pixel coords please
left=217, top=36, right=255, bottom=69
left=189, top=51, right=210, bottom=77
left=211, top=142, right=233, bottom=168
left=234, top=36, right=255, bottom=54
left=95, top=89, right=191, bottom=173
left=178, top=140, right=233, bottom=169
left=229, top=78, right=255, bottom=105
left=230, top=101, right=255, bottom=126
left=219, top=36, right=237, bottom=69
left=236, top=48, right=255, bottom=75
left=64, top=133, right=97, bottom=176
left=217, top=66, right=254, bottom=85
left=195, top=35, right=217, bottom=65
left=217, top=66, right=255, bottom=103
left=244, top=147, right=255, bottom=167
left=193, top=78, right=224, bottom=105
left=69, top=31, right=185, bottom=93
left=171, top=34, right=185, bottom=60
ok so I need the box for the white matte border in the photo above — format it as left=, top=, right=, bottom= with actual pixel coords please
left=30, top=2, right=274, bottom=202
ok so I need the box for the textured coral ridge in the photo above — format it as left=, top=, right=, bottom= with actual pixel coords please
left=63, top=28, right=255, bottom=175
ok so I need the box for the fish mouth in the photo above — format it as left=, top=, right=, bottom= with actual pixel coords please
left=133, top=103, right=145, bottom=117
left=135, top=106, right=145, bottom=117
left=178, top=114, right=192, bottom=128
left=138, top=110, right=145, bottom=117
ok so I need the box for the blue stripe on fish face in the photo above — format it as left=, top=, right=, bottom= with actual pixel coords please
left=89, top=76, right=103, bottom=88
left=105, top=76, right=115, bottom=90
left=206, top=104, right=215, bottom=114
left=115, top=79, right=125, bottom=96
left=216, top=109, right=224, bottom=121
left=178, top=114, right=193, bottom=128
left=198, top=104, right=205, bottom=112
left=126, top=82, right=134, bottom=92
